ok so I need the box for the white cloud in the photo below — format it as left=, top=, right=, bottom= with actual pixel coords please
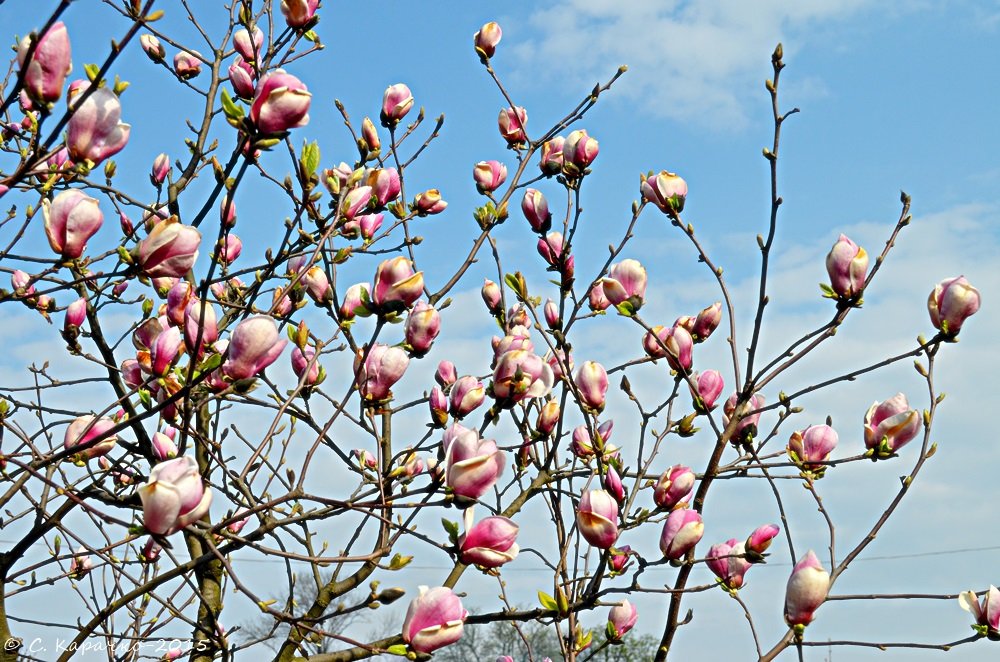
left=510, top=0, right=917, bottom=129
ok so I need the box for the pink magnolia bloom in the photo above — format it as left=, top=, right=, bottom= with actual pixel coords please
left=449, top=376, right=485, bottom=418
left=458, top=510, right=519, bottom=568
left=222, top=316, right=287, bottom=381
left=139, top=34, right=164, bottom=62
left=690, top=370, right=724, bottom=412
left=481, top=278, right=502, bottom=315
left=659, top=508, right=704, bottom=561
left=641, top=171, right=687, bottom=214
left=67, top=85, right=130, bottom=164
left=64, top=297, right=87, bottom=330
left=589, top=282, right=611, bottom=311
left=184, top=301, right=218, bottom=356
left=603, top=466, right=625, bottom=503
left=151, top=430, right=178, bottom=461
left=404, top=301, right=441, bottom=356
left=574, top=361, right=609, bottom=411
left=366, top=167, right=400, bottom=206
left=576, top=489, right=619, bottom=549
left=959, top=585, right=1000, bottom=636
left=64, top=415, right=117, bottom=462
left=401, top=586, right=467, bottom=654
left=372, top=257, right=424, bottom=312
left=173, top=50, right=202, bottom=79
left=928, top=275, right=980, bottom=336
left=535, top=400, right=560, bottom=436
left=435, top=360, right=458, bottom=388
left=137, top=218, right=201, bottom=278
left=602, top=259, right=646, bottom=312
left=339, top=282, right=371, bottom=321
left=544, top=299, right=560, bottom=329
left=864, top=393, right=921, bottom=455
left=291, top=346, right=323, bottom=387
left=381, top=83, right=414, bottom=126
left=138, top=456, right=213, bottom=536
left=353, top=448, right=378, bottom=470
left=784, top=550, right=829, bottom=627
left=429, top=386, right=449, bottom=427
left=150, top=326, right=182, bottom=377
left=746, top=523, right=781, bottom=558
left=68, top=547, right=92, bottom=579
left=361, top=117, right=381, bottom=153
left=166, top=281, right=195, bottom=326
left=722, top=393, right=765, bottom=445
left=607, top=600, right=638, bottom=640
left=492, top=349, right=554, bottom=404
left=151, top=152, right=170, bottom=185
left=608, top=545, right=635, bottom=575
left=341, top=185, right=372, bottom=221
left=216, top=234, right=242, bottom=265
left=229, top=56, right=256, bottom=99
left=342, top=213, right=383, bottom=241
left=497, top=106, right=527, bottom=145
left=653, top=465, right=695, bottom=510
left=250, top=70, right=311, bottom=134
left=43, top=189, right=103, bottom=259
left=473, top=160, right=507, bottom=193
left=280, top=0, right=320, bottom=28
left=690, top=302, right=722, bottom=342
left=355, top=343, right=409, bottom=401
left=139, top=537, right=162, bottom=562
left=539, top=137, right=565, bottom=176
left=522, top=188, right=552, bottom=233
left=299, top=265, right=332, bottom=304
left=473, top=22, right=502, bottom=58
left=826, top=234, right=868, bottom=299
left=233, top=26, right=263, bottom=62
left=707, top=539, right=752, bottom=590
left=443, top=426, right=504, bottom=501
left=413, top=189, right=447, bottom=215
left=787, top=424, right=838, bottom=471
left=17, top=22, right=72, bottom=105
left=562, top=129, right=599, bottom=173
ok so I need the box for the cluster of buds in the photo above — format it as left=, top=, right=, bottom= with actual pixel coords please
left=706, top=524, right=780, bottom=591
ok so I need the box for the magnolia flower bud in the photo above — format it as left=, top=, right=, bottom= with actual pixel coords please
left=707, top=539, right=752, bottom=590
left=429, top=386, right=449, bottom=428
left=722, top=393, right=765, bottom=446
left=863, top=393, right=921, bottom=457
left=291, top=346, right=323, bottom=387
left=64, top=415, right=117, bottom=462
left=473, top=22, right=502, bottom=59
left=928, top=275, right=980, bottom=336
left=435, top=360, right=458, bottom=388
left=43, top=189, right=103, bottom=259
left=787, top=424, right=838, bottom=472
left=539, top=137, right=565, bottom=176
left=481, top=279, right=502, bottom=315
left=381, top=83, right=414, bottom=126
left=746, top=523, right=781, bottom=558
left=659, top=508, right=704, bottom=561
left=562, top=129, right=599, bottom=174
left=151, top=152, right=170, bottom=185
left=355, top=344, right=409, bottom=402
left=173, top=50, right=202, bottom=79
left=535, top=400, right=560, bottom=436
left=233, top=26, right=263, bottom=62
left=17, top=22, right=72, bottom=105
left=607, top=600, right=637, bottom=640
left=641, top=171, right=687, bottom=213
left=826, top=234, right=868, bottom=299
left=140, top=34, right=165, bottom=62
left=473, top=160, right=508, bottom=193
left=138, top=456, right=212, bottom=536
left=222, top=316, right=287, bottom=381
left=449, top=376, right=485, bottom=418
left=521, top=188, right=552, bottom=233
left=151, top=430, right=178, bottom=461
left=229, top=56, right=257, bottom=99
left=404, top=301, right=441, bottom=357
left=497, top=106, right=527, bottom=145
left=137, top=218, right=201, bottom=278
left=250, top=70, right=311, bottom=134
left=602, top=259, right=646, bottom=313
left=690, top=369, right=724, bottom=412
left=361, top=116, right=381, bottom=154
left=443, top=426, right=504, bottom=501
left=372, top=257, right=423, bottom=312
left=401, top=586, right=467, bottom=654
left=280, top=0, right=320, bottom=29
left=784, top=550, right=829, bottom=627
left=691, top=302, right=722, bottom=342
left=413, top=189, right=447, bottom=215
left=366, top=168, right=400, bottom=206
left=576, top=489, right=619, bottom=549
left=575, top=361, right=608, bottom=411
left=653, top=465, right=695, bottom=510
left=458, top=510, right=519, bottom=568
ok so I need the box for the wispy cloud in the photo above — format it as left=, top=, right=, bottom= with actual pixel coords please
left=510, top=0, right=918, bottom=130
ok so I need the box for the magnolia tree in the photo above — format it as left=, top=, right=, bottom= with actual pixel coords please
left=0, top=2, right=990, bottom=661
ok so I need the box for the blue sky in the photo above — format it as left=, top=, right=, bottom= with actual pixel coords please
left=3, top=1, right=1000, bottom=660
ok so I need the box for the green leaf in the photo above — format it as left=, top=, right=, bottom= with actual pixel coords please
left=83, top=63, right=101, bottom=83
left=301, top=140, right=320, bottom=178
left=538, top=590, right=558, bottom=611
left=220, top=88, right=245, bottom=121
left=441, top=518, right=459, bottom=544
left=385, top=644, right=408, bottom=656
